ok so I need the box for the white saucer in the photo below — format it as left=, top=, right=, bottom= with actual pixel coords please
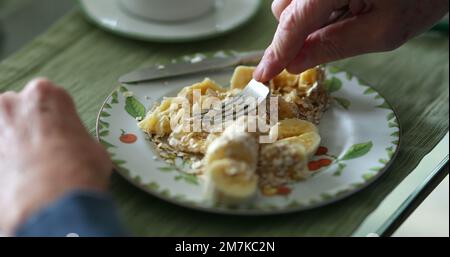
left=78, top=0, right=261, bottom=42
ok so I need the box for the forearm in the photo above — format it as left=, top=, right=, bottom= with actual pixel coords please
left=14, top=190, right=128, bottom=237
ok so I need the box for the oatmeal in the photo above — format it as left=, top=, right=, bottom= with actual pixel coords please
left=138, top=66, right=330, bottom=203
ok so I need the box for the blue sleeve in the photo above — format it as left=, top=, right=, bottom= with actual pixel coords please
left=15, top=190, right=129, bottom=237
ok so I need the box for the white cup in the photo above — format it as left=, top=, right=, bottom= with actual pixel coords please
left=119, top=0, right=214, bottom=22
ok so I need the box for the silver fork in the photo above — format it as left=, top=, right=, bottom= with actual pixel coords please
left=198, top=79, right=270, bottom=122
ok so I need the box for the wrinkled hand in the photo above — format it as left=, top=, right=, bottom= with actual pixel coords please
left=0, top=79, right=112, bottom=234
left=254, top=0, right=449, bottom=82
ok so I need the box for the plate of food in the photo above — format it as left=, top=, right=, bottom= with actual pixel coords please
left=96, top=53, right=400, bottom=215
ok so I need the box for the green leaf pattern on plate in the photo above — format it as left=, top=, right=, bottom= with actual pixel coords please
left=334, top=97, right=351, bottom=110
left=111, top=91, right=119, bottom=104
left=324, top=77, right=343, bottom=93
left=325, top=68, right=352, bottom=111
left=328, top=66, right=342, bottom=74
left=99, top=139, right=116, bottom=149
left=333, top=163, right=347, bottom=176
left=100, top=111, right=110, bottom=117
left=364, top=87, right=376, bottom=95
left=376, top=101, right=391, bottom=110
left=342, top=141, right=373, bottom=160
left=125, top=96, right=146, bottom=119
left=114, top=85, right=147, bottom=120
left=157, top=161, right=199, bottom=186
left=158, top=167, right=176, bottom=172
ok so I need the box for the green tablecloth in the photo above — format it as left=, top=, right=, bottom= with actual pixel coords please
left=0, top=1, right=448, bottom=236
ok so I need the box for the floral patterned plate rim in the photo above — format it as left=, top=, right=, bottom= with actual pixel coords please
left=96, top=61, right=401, bottom=215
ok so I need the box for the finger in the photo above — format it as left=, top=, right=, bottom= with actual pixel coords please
left=22, top=78, right=75, bottom=113
left=254, top=0, right=349, bottom=82
left=285, top=14, right=381, bottom=73
left=22, top=77, right=56, bottom=94
left=22, top=78, right=56, bottom=101
left=0, top=91, right=18, bottom=128
left=22, top=78, right=61, bottom=114
left=271, top=0, right=293, bottom=20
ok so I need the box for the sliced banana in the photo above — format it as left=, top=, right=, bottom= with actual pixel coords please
left=178, top=78, right=224, bottom=103
left=205, top=118, right=258, bottom=168
left=205, top=159, right=258, bottom=205
left=138, top=112, right=158, bottom=133
left=204, top=118, right=259, bottom=204
left=138, top=98, right=176, bottom=136
left=272, top=70, right=299, bottom=88
left=280, top=131, right=321, bottom=158
left=298, top=67, right=326, bottom=96
left=230, top=66, right=255, bottom=90
left=269, top=118, right=318, bottom=141
left=299, top=68, right=318, bottom=86
left=205, top=135, right=257, bottom=167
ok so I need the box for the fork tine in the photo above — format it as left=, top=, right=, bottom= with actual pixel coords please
left=199, top=94, right=244, bottom=119
left=221, top=95, right=245, bottom=114
left=196, top=79, right=269, bottom=122
left=214, top=98, right=258, bottom=123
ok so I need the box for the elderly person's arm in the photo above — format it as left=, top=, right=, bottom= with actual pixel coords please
left=0, top=79, right=126, bottom=236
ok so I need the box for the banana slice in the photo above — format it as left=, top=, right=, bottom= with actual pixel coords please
left=138, top=98, right=176, bottom=135
left=299, top=68, right=318, bottom=86
left=269, top=118, right=318, bottom=141
left=280, top=131, right=321, bottom=158
left=205, top=159, right=258, bottom=204
left=204, top=118, right=259, bottom=204
left=272, top=70, right=299, bottom=88
left=298, top=67, right=326, bottom=96
left=205, top=118, right=258, bottom=168
left=230, top=66, right=255, bottom=90
left=178, top=78, right=224, bottom=103
left=138, top=112, right=158, bottom=133
left=205, top=135, right=257, bottom=166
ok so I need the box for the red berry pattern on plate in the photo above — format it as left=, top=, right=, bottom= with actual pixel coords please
left=119, top=129, right=137, bottom=144
left=315, top=146, right=328, bottom=156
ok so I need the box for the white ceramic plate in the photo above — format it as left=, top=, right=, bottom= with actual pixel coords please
left=78, top=0, right=261, bottom=42
left=96, top=53, right=400, bottom=215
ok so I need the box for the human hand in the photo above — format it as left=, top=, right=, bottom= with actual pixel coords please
left=254, top=0, right=449, bottom=82
left=0, top=79, right=112, bottom=234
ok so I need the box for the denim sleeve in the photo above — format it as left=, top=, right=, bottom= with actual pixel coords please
left=15, top=190, right=128, bottom=237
